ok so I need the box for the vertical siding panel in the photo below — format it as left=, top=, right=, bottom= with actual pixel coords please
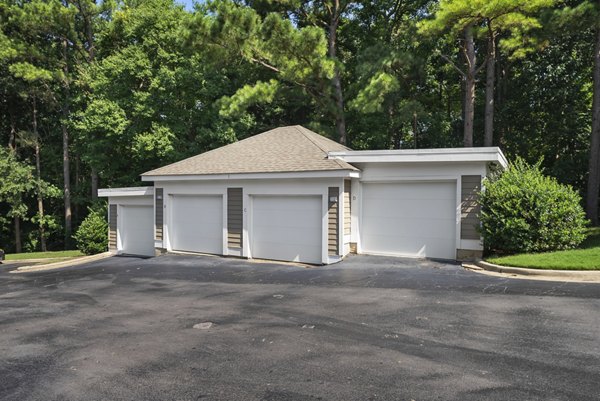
left=227, top=188, right=243, bottom=248
left=328, top=187, right=339, bottom=255
left=109, top=204, right=117, bottom=251
left=343, top=180, right=351, bottom=238
left=155, top=188, right=164, bottom=240
left=461, top=175, right=482, bottom=240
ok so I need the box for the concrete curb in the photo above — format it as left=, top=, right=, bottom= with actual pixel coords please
left=10, top=252, right=113, bottom=273
left=463, top=260, right=600, bottom=282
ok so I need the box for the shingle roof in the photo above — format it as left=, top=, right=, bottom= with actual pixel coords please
left=142, top=125, right=357, bottom=176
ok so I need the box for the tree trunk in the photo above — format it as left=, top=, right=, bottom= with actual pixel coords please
left=586, top=21, right=600, bottom=225
left=484, top=25, right=496, bottom=147
left=14, top=216, right=22, bottom=253
left=413, top=111, right=418, bottom=149
left=328, top=0, right=347, bottom=145
left=8, top=108, right=16, bottom=152
left=91, top=168, right=99, bottom=201
left=463, top=26, right=476, bottom=148
left=32, top=95, right=47, bottom=252
left=62, top=38, right=72, bottom=247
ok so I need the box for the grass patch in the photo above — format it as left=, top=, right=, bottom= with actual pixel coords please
left=486, top=228, right=600, bottom=270
left=4, top=250, right=83, bottom=261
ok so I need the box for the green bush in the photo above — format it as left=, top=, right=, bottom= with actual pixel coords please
left=480, top=158, right=588, bottom=254
left=73, top=207, right=108, bottom=255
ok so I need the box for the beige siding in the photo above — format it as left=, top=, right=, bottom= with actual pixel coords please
left=155, top=188, right=164, bottom=240
left=227, top=188, right=243, bottom=248
left=461, top=175, right=481, bottom=240
left=109, top=204, right=117, bottom=251
left=343, top=180, right=351, bottom=238
left=328, top=187, right=339, bottom=255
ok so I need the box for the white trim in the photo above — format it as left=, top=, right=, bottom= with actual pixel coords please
left=99, top=187, right=154, bottom=197
left=142, top=170, right=360, bottom=182
left=329, top=147, right=508, bottom=168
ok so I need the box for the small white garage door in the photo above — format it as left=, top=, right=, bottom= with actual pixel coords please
left=170, top=195, right=223, bottom=254
left=251, top=195, right=322, bottom=264
left=119, top=205, right=154, bottom=256
left=361, top=181, right=456, bottom=259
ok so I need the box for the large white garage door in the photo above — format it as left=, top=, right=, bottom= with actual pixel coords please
left=361, top=181, right=456, bottom=259
left=170, top=195, right=223, bottom=254
left=251, top=196, right=322, bottom=264
left=119, top=205, right=154, bottom=256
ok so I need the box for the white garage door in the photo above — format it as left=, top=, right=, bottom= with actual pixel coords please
left=251, top=196, right=322, bottom=264
left=170, top=195, right=223, bottom=254
left=361, top=181, right=456, bottom=259
left=119, top=205, right=154, bottom=256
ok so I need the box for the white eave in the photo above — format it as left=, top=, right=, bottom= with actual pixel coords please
left=328, top=147, right=508, bottom=168
left=98, top=186, right=154, bottom=197
left=141, top=169, right=361, bottom=182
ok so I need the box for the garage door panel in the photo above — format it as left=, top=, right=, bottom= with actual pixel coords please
left=362, top=182, right=456, bottom=259
left=253, top=210, right=320, bottom=230
left=363, top=199, right=455, bottom=219
left=364, top=216, right=456, bottom=240
left=364, top=184, right=455, bottom=201
left=252, top=196, right=322, bottom=264
left=119, top=205, right=154, bottom=256
left=171, top=195, right=223, bottom=254
left=365, top=234, right=456, bottom=258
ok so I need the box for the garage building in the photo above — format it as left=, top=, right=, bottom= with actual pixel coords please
left=100, top=125, right=507, bottom=263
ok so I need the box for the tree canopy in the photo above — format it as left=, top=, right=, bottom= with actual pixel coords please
left=0, top=0, right=598, bottom=252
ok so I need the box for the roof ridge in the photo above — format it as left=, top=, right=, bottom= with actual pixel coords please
left=294, top=125, right=353, bottom=170
left=294, top=126, right=330, bottom=156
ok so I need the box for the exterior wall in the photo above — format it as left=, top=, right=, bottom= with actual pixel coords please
left=343, top=180, right=351, bottom=255
left=155, top=188, right=164, bottom=241
left=227, top=188, right=243, bottom=252
left=350, top=162, right=487, bottom=257
left=328, top=187, right=340, bottom=255
left=460, top=175, right=481, bottom=240
left=157, top=178, right=343, bottom=264
left=108, top=205, right=117, bottom=251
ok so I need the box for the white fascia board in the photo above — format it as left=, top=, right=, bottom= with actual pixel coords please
left=329, top=147, right=508, bottom=169
left=141, top=169, right=360, bottom=182
left=98, top=186, right=154, bottom=197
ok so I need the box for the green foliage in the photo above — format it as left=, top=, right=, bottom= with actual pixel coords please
left=73, top=207, right=108, bottom=255
left=1, top=0, right=599, bottom=255
left=480, top=159, right=588, bottom=254
left=0, top=147, right=35, bottom=221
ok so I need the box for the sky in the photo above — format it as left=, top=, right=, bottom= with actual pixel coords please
left=177, top=0, right=197, bottom=11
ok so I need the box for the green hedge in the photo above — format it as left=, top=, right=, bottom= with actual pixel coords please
left=73, top=207, right=108, bottom=255
left=480, top=159, right=588, bottom=254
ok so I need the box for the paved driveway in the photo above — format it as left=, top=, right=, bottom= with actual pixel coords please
left=1, top=255, right=599, bottom=401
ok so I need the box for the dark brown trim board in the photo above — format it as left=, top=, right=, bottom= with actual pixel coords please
left=343, top=180, right=351, bottom=238
left=109, top=204, right=117, bottom=251
left=155, top=188, right=164, bottom=240
left=461, top=175, right=481, bottom=240
left=328, top=187, right=340, bottom=255
left=227, top=188, right=243, bottom=248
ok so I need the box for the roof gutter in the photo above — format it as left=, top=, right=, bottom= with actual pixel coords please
left=328, top=147, right=508, bottom=169
left=141, top=169, right=361, bottom=182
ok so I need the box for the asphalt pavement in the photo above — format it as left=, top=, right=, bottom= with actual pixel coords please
left=1, top=254, right=599, bottom=401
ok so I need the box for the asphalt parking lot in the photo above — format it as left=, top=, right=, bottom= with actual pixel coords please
left=1, top=254, right=599, bottom=401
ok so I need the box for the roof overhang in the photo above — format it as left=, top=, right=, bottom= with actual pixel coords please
left=328, top=147, right=508, bottom=169
left=141, top=169, right=361, bottom=182
left=98, top=186, right=154, bottom=197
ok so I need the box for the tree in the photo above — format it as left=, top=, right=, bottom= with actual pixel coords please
left=587, top=0, right=600, bottom=225
left=188, top=0, right=353, bottom=143
left=419, top=0, right=553, bottom=147
left=0, top=147, right=35, bottom=253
